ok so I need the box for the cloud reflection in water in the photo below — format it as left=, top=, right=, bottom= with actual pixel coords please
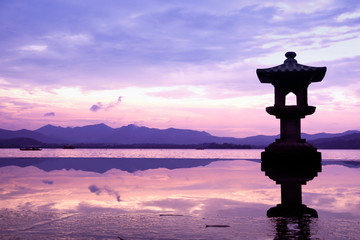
left=0, top=159, right=358, bottom=216
left=88, top=184, right=121, bottom=202
left=0, top=158, right=359, bottom=239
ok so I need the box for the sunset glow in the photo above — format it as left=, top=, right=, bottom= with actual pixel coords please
left=1, top=0, right=360, bottom=137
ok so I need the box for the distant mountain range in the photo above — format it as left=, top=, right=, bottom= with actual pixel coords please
left=0, top=123, right=359, bottom=149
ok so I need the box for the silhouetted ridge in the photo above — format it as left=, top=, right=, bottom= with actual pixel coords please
left=36, top=123, right=115, bottom=143
left=302, top=130, right=360, bottom=140
left=0, top=138, right=43, bottom=148
left=310, top=133, right=360, bottom=149
left=0, top=124, right=359, bottom=148
left=0, top=128, right=60, bottom=144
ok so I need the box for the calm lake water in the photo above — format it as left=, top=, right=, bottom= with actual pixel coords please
left=0, top=149, right=359, bottom=239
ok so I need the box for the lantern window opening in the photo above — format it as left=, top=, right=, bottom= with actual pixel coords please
left=285, top=92, right=297, bottom=106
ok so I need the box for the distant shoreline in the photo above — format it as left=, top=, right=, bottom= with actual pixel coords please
left=0, top=142, right=253, bottom=150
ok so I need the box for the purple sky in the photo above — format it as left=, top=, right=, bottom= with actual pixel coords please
left=1, top=0, right=360, bottom=137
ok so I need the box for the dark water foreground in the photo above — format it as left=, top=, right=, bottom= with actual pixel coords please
left=2, top=208, right=359, bottom=239
left=0, top=150, right=359, bottom=239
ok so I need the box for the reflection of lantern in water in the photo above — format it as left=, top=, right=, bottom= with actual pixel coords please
left=257, top=52, right=326, bottom=217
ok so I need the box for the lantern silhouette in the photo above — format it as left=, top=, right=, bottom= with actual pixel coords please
left=257, top=52, right=326, bottom=217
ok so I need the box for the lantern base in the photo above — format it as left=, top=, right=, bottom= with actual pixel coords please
left=267, top=204, right=318, bottom=218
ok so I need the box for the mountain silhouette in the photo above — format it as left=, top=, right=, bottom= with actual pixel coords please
left=0, top=128, right=63, bottom=144
left=0, top=138, right=43, bottom=148
left=36, top=123, right=115, bottom=143
left=0, top=123, right=359, bottom=148
left=309, top=133, right=360, bottom=149
left=302, top=130, right=360, bottom=141
left=34, top=123, right=241, bottom=145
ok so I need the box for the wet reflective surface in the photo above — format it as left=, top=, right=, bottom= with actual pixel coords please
left=0, top=149, right=359, bottom=239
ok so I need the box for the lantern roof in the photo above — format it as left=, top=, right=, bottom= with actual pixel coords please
left=257, top=52, right=327, bottom=84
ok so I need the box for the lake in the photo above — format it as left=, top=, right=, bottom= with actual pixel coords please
left=0, top=149, right=359, bottom=239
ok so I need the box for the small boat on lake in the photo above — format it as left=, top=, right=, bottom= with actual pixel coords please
left=63, top=145, right=75, bottom=149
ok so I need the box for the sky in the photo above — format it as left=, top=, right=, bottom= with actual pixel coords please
left=1, top=0, right=360, bottom=137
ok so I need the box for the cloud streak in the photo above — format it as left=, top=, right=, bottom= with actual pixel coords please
left=89, top=103, right=102, bottom=112
left=90, top=96, right=122, bottom=112
left=43, top=112, right=55, bottom=117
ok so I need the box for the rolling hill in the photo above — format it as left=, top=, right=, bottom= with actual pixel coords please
left=0, top=123, right=359, bottom=148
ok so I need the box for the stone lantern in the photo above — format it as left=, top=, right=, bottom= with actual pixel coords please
left=257, top=52, right=326, bottom=217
